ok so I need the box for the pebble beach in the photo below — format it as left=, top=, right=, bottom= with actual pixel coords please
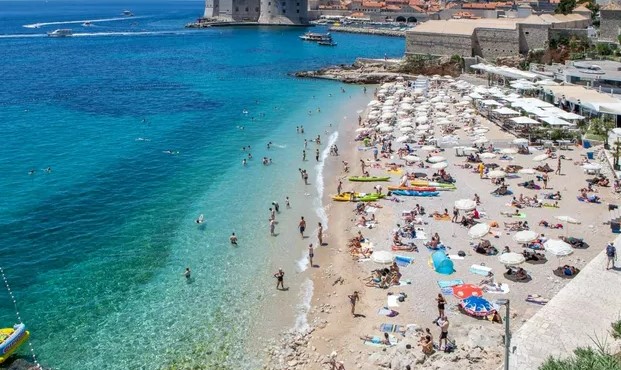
left=264, top=75, right=621, bottom=370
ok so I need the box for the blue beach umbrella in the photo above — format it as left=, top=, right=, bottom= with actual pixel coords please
left=460, top=296, right=494, bottom=317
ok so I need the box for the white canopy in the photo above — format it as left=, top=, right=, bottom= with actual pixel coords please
left=493, top=107, right=520, bottom=115
left=430, top=161, right=448, bottom=169
left=498, top=252, right=526, bottom=266
left=468, top=223, right=490, bottom=239
left=544, top=240, right=573, bottom=257
left=371, top=250, right=395, bottom=264
left=455, top=198, right=477, bottom=211
left=427, top=156, right=446, bottom=163
left=510, top=117, right=540, bottom=125
left=512, top=230, right=538, bottom=244
left=488, top=170, right=506, bottom=178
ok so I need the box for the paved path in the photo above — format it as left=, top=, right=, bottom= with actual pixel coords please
left=510, top=250, right=621, bottom=369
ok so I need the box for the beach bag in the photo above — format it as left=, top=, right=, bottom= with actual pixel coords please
left=444, top=339, right=457, bottom=353
left=607, top=245, right=616, bottom=257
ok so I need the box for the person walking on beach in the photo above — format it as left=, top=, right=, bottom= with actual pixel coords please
left=452, top=207, right=459, bottom=223
left=272, top=201, right=280, bottom=213
left=542, top=173, right=549, bottom=189
left=360, top=159, right=366, bottom=174
left=304, top=139, right=308, bottom=149
left=274, top=268, right=285, bottom=290
left=316, top=149, right=320, bottom=162
left=229, top=232, right=238, bottom=245
left=318, top=222, right=324, bottom=245
left=303, top=171, right=309, bottom=185
left=556, top=157, right=562, bottom=175
left=607, top=241, right=617, bottom=270
left=334, top=145, right=339, bottom=156
left=337, top=180, right=343, bottom=195
left=270, top=219, right=276, bottom=236
left=438, top=316, right=449, bottom=350
left=436, top=293, right=446, bottom=319
left=269, top=208, right=275, bottom=221
left=308, top=243, right=314, bottom=267
left=286, top=196, right=291, bottom=208
left=299, top=217, right=306, bottom=238
left=183, top=267, right=191, bottom=280
left=348, top=291, right=360, bottom=317
left=302, top=150, right=306, bottom=161
left=373, top=146, right=379, bottom=161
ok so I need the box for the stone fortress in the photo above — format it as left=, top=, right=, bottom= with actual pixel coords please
left=203, top=0, right=309, bottom=24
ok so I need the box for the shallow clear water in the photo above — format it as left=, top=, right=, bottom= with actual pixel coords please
left=0, top=1, right=404, bottom=368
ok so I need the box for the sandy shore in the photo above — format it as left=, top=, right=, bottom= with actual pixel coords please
left=263, top=77, right=617, bottom=370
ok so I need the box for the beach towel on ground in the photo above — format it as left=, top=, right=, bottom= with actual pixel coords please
left=380, top=323, right=404, bottom=334
left=415, top=231, right=428, bottom=240
left=526, top=294, right=549, bottom=305
left=387, top=295, right=400, bottom=307
left=448, top=255, right=464, bottom=260
left=377, top=307, right=398, bottom=316
left=469, top=264, right=492, bottom=276
left=364, top=335, right=398, bottom=347
left=395, top=255, right=414, bottom=267
left=441, top=287, right=454, bottom=295
left=437, top=279, right=464, bottom=288
left=483, top=283, right=509, bottom=294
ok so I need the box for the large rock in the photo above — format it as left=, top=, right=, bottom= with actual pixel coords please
left=464, top=325, right=504, bottom=349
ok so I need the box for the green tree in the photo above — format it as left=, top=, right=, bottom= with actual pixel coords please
left=539, top=347, right=621, bottom=370
left=555, top=0, right=576, bottom=14
left=589, top=117, right=615, bottom=145
left=597, top=43, right=613, bottom=56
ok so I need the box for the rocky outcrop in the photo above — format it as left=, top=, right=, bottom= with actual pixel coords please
left=293, top=56, right=463, bottom=84
left=2, top=359, right=49, bottom=370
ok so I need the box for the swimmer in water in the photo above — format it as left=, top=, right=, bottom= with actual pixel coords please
left=242, top=159, right=247, bottom=166
left=230, top=233, right=238, bottom=245
left=44, top=167, right=52, bottom=173
left=184, top=267, right=191, bottom=279
left=248, top=153, right=252, bottom=159
left=195, top=214, right=204, bottom=224
left=272, top=201, right=280, bottom=213
left=28, top=169, right=36, bottom=175
left=267, top=141, right=272, bottom=150
left=304, top=139, right=308, bottom=149
left=286, top=196, right=291, bottom=208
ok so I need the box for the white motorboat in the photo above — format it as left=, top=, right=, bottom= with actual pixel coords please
left=47, top=29, right=73, bottom=37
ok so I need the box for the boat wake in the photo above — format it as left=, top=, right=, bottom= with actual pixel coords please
left=23, top=16, right=147, bottom=29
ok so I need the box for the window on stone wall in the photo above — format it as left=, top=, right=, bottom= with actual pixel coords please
left=282, top=1, right=285, bottom=6
left=268, top=2, right=271, bottom=5
left=256, top=7, right=259, bottom=11
left=245, top=7, right=249, bottom=11
left=525, top=31, right=530, bottom=35
left=297, top=2, right=300, bottom=5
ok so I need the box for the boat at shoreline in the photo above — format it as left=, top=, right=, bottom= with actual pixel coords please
left=299, top=31, right=332, bottom=42
left=0, top=324, right=30, bottom=364
left=47, top=29, right=73, bottom=37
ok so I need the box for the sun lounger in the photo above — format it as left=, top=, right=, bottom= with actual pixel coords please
left=379, top=323, right=405, bottom=334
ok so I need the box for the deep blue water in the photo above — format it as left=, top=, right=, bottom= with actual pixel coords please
left=0, top=1, right=404, bottom=368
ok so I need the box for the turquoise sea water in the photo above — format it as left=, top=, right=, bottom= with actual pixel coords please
left=0, top=1, right=404, bottom=368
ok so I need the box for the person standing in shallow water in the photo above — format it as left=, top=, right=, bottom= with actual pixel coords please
left=299, top=216, right=306, bottom=238
left=270, top=219, right=276, bottom=236
left=308, top=243, right=314, bottom=267
left=318, top=222, right=323, bottom=245
left=274, top=268, right=285, bottom=290
left=316, top=149, right=320, bottom=162
left=183, top=267, right=191, bottom=279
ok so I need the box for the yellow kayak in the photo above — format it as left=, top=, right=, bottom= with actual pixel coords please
left=0, top=324, right=29, bottom=364
left=332, top=193, right=384, bottom=202
left=387, top=169, right=403, bottom=175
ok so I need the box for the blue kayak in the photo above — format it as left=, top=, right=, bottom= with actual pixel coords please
left=392, top=190, right=439, bottom=197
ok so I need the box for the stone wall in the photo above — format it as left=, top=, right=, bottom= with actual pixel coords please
left=519, top=24, right=549, bottom=53
left=473, top=28, right=520, bottom=59
left=258, top=0, right=308, bottom=24
left=548, top=28, right=589, bottom=43
left=406, top=32, right=473, bottom=57
left=232, top=0, right=261, bottom=21
left=600, top=9, right=621, bottom=41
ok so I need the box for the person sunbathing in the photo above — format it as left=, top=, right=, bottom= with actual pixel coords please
left=361, top=333, right=391, bottom=345
left=560, top=236, right=585, bottom=248
left=542, top=201, right=559, bottom=208
left=544, top=191, right=562, bottom=200
left=393, top=232, right=403, bottom=246
left=491, top=184, right=509, bottom=196
left=432, top=209, right=450, bottom=218
left=561, top=265, right=578, bottom=276
left=357, top=215, right=368, bottom=227
left=504, top=221, right=526, bottom=231
left=425, top=236, right=440, bottom=249
left=460, top=215, right=476, bottom=228
left=522, top=249, right=545, bottom=261
left=479, top=272, right=496, bottom=286
left=598, top=178, right=610, bottom=187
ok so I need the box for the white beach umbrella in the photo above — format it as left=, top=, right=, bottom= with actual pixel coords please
left=512, top=230, right=538, bottom=244
left=379, top=126, right=394, bottom=133
left=355, top=128, right=369, bottom=133
left=468, top=223, right=490, bottom=239
left=371, top=250, right=394, bottom=264
left=368, top=100, right=380, bottom=107
left=420, top=145, right=437, bottom=151
left=430, top=161, right=448, bottom=169
left=435, top=111, right=448, bottom=117
left=404, top=155, right=421, bottom=162
left=416, top=117, right=428, bottom=124
left=479, top=152, right=496, bottom=159
left=518, top=168, right=536, bottom=175
left=474, top=128, right=489, bottom=135
left=401, top=127, right=414, bottom=133
left=474, top=138, right=489, bottom=145
left=513, top=138, right=529, bottom=145
left=544, top=239, right=573, bottom=257
left=417, top=124, right=431, bottom=131
left=463, top=147, right=478, bottom=153
left=427, top=156, right=446, bottom=163
left=437, top=119, right=451, bottom=126
left=455, top=198, right=477, bottom=211
left=500, top=148, right=518, bottom=155
left=488, top=170, right=506, bottom=178
left=498, top=252, right=526, bottom=266
left=533, top=154, right=549, bottom=162
left=415, top=106, right=428, bottom=112
left=396, top=136, right=410, bottom=143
